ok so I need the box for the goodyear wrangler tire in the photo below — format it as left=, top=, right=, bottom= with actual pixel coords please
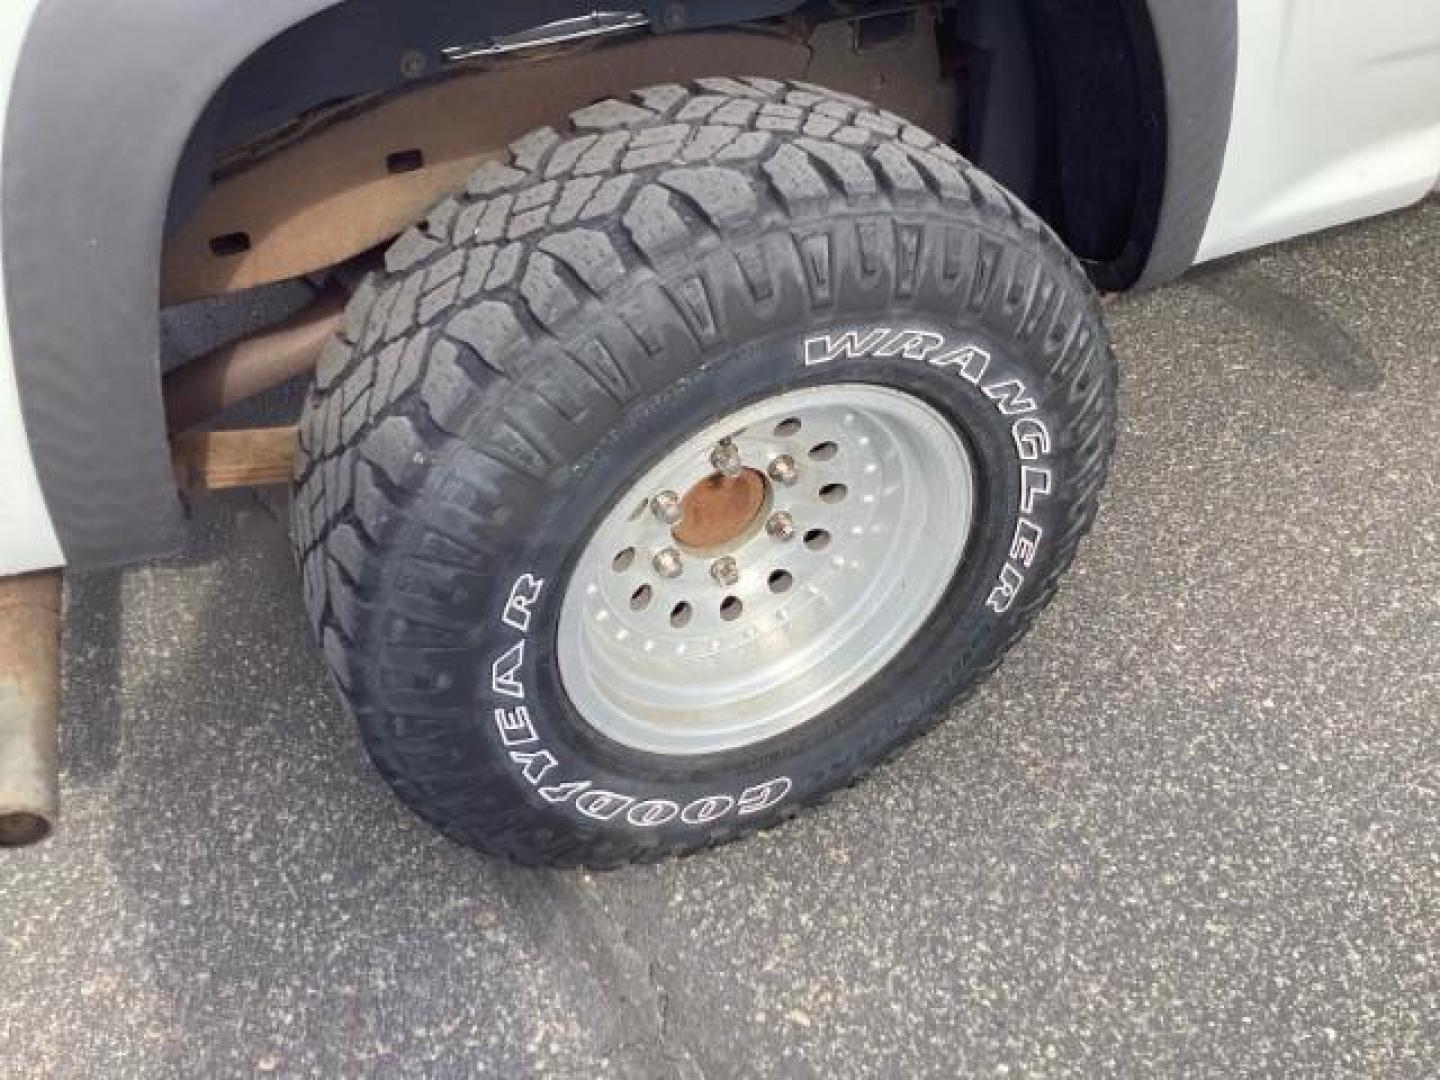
left=293, top=78, right=1116, bottom=867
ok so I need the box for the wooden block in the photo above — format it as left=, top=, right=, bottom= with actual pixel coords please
left=171, top=426, right=298, bottom=492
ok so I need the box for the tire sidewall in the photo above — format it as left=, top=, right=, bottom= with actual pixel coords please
left=401, top=304, right=1074, bottom=848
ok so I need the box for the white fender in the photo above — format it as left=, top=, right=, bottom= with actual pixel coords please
left=1199, top=0, right=1440, bottom=262
left=0, top=0, right=63, bottom=575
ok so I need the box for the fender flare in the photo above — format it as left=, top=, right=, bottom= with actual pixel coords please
left=1134, top=0, right=1239, bottom=288
left=3, top=0, right=352, bottom=568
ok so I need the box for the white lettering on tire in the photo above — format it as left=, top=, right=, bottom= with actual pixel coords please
left=487, top=575, right=793, bottom=830
left=802, top=328, right=1054, bottom=617
left=574, top=790, right=634, bottom=821
left=626, top=799, right=681, bottom=827
left=501, top=573, right=545, bottom=633
left=680, top=795, right=735, bottom=825
left=491, top=641, right=526, bottom=699
left=494, top=706, right=538, bottom=747
left=508, top=748, right=559, bottom=785
left=737, top=777, right=793, bottom=816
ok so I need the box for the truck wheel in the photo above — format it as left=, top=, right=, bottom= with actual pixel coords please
left=293, top=78, right=1116, bottom=867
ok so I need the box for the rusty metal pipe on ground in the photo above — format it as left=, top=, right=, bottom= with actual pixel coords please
left=163, top=282, right=347, bottom=433
left=0, top=570, right=62, bottom=846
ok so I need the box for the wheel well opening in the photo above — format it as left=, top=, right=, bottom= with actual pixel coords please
left=955, top=0, right=1166, bottom=290
left=161, top=1, right=817, bottom=304
left=160, top=1, right=968, bottom=305
left=161, top=0, right=1165, bottom=304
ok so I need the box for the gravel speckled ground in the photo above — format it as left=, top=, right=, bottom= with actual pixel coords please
left=2, top=200, right=1437, bottom=1079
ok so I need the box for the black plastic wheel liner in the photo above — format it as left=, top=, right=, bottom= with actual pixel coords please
left=959, top=0, right=1237, bottom=292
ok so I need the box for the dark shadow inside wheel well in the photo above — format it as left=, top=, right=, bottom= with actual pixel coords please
left=163, top=0, right=808, bottom=238
left=166, top=0, right=1166, bottom=291
left=955, top=0, right=1166, bottom=290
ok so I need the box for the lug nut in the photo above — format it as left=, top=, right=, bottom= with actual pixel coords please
left=652, top=548, right=684, bottom=579
left=766, top=511, right=796, bottom=542
left=767, top=454, right=798, bottom=486
left=651, top=490, right=683, bottom=525
left=711, top=439, right=744, bottom=478
left=710, top=556, right=740, bottom=588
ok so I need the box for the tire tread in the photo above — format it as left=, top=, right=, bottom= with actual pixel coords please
left=293, top=78, right=1118, bottom=868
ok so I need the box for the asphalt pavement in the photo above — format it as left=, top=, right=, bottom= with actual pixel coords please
left=2, top=199, right=1437, bottom=1078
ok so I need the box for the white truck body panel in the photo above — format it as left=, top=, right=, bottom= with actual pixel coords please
left=0, top=0, right=63, bottom=576
left=1199, top=0, right=1440, bottom=262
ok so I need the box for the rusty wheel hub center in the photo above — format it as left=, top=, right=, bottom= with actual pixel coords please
left=671, top=468, right=768, bottom=552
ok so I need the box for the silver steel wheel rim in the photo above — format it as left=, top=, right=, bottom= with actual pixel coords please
left=557, top=383, right=975, bottom=756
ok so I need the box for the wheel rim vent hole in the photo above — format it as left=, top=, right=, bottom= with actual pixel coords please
left=613, top=547, right=636, bottom=573
left=809, top=441, right=839, bottom=462
left=819, top=483, right=848, bottom=504
left=720, top=596, right=744, bottom=621
left=630, top=584, right=653, bottom=611
left=768, top=570, right=794, bottom=594
left=670, top=602, right=692, bottom=628
left=774, top=417, right=802, bottom=437
left=804, top=529, right=831, bottom=551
